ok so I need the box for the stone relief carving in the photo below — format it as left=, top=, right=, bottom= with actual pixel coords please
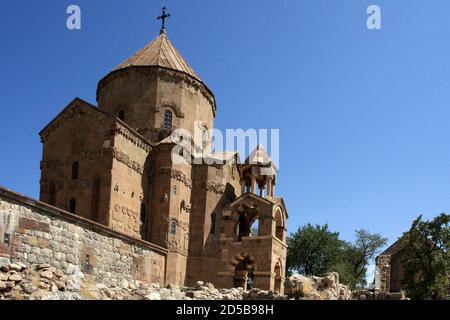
left=156, top=167, right=192, bottom=188
left=110, top=204, right=140, bottom=236
left=108, top=148, right=145, bottom=175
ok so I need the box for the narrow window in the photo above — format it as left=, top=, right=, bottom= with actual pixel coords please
left=118, top=110, right=125, bottom=121
left=91, top=176, right=101, bottom=219
left=170, top=221, right=177, bottom=235
left=164, top=110, right=173, bottom=129
left=71, top=161, right=79, bottom=180
left=69, top=198, right=76, bottom=214
left=3, top=234, right=11, bottom=247
left=140, top=203, right=147, bottom=240
left=48, top=182, right=56, bottom=206
left=140, top=203, right=146, bottom=224
left=172, top=185, right=177, bottom=195
left=210, top=212, right=217, bottom=234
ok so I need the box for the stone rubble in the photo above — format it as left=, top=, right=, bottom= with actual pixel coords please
left=284, top=272, right=352, bottom=300
left=0, top=259, right=403, bottom=300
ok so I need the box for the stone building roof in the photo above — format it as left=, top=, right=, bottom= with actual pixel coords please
left=114, top=29, right=202, bottom=83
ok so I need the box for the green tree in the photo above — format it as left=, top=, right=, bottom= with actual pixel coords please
left=335, top=229, right=387, bottom=288
left=395, top=214, right=449, bottom=300
left=286, top=224, right=342, bottom=276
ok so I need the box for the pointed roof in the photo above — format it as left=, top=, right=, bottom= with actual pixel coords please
left=114, top=29, right=202, bottom=83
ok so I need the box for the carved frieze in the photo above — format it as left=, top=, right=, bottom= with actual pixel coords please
left=156, top=167, right=192, bottom=188
left=112, top=124, right=152, bottom=153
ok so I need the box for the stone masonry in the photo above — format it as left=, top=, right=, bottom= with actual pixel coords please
left=0, top=187, right=166, bottom=290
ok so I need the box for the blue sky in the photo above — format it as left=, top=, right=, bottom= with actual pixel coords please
left=1, top=0, right=450, bottom=274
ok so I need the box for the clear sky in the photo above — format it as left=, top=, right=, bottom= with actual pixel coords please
left=1, top=0, right=450, bottom=273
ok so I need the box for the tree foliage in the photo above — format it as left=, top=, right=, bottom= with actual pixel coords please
left=395, top=214, right=449, bottom=300
left=336, top=229, right=387, bottom=288
left=287, top=224, right=386, bottom=289
left=286, top=224, right=342, bottom=276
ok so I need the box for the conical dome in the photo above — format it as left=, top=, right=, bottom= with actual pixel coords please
left=114, top=30, right=203, bottom=84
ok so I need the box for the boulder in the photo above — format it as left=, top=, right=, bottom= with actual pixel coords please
left=9, top=264, right=23, bottom=272
left=40, top=270, right=54, bottom=280
left=8, top=274, right=22, bottom=282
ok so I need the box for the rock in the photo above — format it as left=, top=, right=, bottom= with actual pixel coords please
left=39, top=282, right=50, bottom=290
left=16, top=262, right=27, bottom=269
left=321, top=273, right=337, bottom=289
left=40, top=270, right=54, bottom=280
left=285, top=274, right=315, bottom=298
left=54, top=269, right=65, bottom=279
left=389, top=292, right=404, bottom=300
left=0, top=258, right=11, bottom=268
left=195, top=281, right=204, bottom=288
left=5, top=281, right=15, bottom=289
left=145, top=292, right=161, bottom=300
left=9, top=264, right=23, bottom=274
left=0, top=281, right=6, bottom=291
left=21, top=282, right=37, bottom=295
left=0, top=273, right=8, bottom=281
left=8, top=274, right=22, bottom=282
left=36, top=264, right=51, bottom=271
left=186, top=290, right=205, bottom=299
left=54, top=281, right=66, bottom=291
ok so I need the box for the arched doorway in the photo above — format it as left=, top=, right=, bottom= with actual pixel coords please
left=233, top=256, right=255, bottom=290
left=274, top=261, right=282, bottom=293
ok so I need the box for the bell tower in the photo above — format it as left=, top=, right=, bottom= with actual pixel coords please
left=216, top=145, right=288, bottom=294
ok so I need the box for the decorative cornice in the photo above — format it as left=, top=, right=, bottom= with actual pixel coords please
left=112, top=123, right=152, bottom=153
left=193, top=181, right=226, bottom=195
left=108, top=147, right=146, bottom=175
left=155, top=167, right=192, bottom=188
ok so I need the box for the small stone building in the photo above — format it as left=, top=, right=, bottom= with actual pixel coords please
left=375, top=239, right=404, bottom=293
left=37, top=25, right=288, bottom=292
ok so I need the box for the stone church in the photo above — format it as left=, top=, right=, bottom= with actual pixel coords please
left=38, top=19, right=288, bottom=293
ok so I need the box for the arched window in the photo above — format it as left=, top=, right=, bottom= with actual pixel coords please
left=118, top=110, right=125, bottom=121
left=275, top=210, right=284, bottom=241
left=69, top=198, right=76, bottom=214
left=170, top=220, right=177, bottom=235
left=71, top=161, right=79, bottom=180
left=164, top=110, right=173, bottom=129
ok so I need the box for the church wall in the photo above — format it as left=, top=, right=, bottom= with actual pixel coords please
left=149, top=145, right=191, bottom=286
left=186, top=162, right=241, bottom=286
left=107, top=124, right=152, bottom=240
left=0, top=187, right=166, bottom=289
left=39, top=104, right=115, bottom=225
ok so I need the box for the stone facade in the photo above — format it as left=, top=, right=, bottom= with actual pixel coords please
left=374, top=239, right=404, bottom=293
left=0, top=187, right=166, bottom=289
left=31, top=27, right=288, bottom=292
